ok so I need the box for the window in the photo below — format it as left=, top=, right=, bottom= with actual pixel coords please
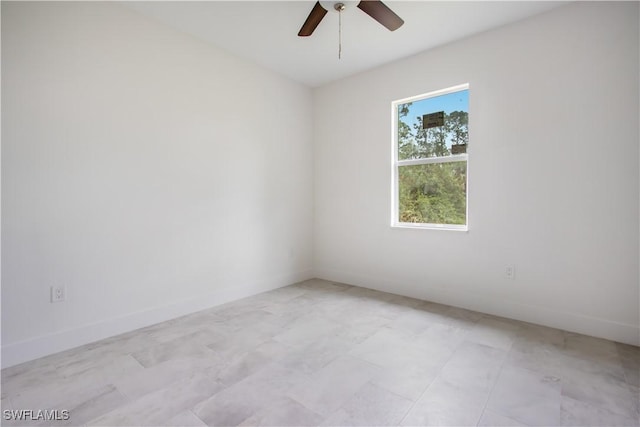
left=392, top=84, right=469, bottom=230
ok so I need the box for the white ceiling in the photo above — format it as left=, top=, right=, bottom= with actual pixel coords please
left=125, top=1, right=566, bottom=87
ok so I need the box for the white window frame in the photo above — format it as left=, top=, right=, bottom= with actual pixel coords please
left=391, top=83, right=469, bottom=231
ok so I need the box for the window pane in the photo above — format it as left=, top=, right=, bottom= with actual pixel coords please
left=398, top=162, right=467, bottom=225
left=398, top=90, right=468, bottom=160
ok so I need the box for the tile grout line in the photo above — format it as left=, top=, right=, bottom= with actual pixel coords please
left=474, top=341, right=514, bottom=427
left=616, top=348, right=639, bottom=391
left=187, top=408, right=207, bottom=426
left=397, top=317, right=486, bottom=426
left=396, top=350, right=455, bottom=425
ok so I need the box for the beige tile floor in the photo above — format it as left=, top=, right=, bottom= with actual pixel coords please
left=1, top=279, right=639, bottom=426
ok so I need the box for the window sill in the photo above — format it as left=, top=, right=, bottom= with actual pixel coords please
left=391, top=222, right=468, bottom=232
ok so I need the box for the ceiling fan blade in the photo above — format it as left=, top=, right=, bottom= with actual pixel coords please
left=357, top=0, right=404, bottom=31
left=298, top=2, right=328, bottom=37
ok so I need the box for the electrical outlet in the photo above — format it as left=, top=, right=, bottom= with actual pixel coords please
left=505, top=265, right=515, bottom=280
left=51, top=286, right=66, bottom=303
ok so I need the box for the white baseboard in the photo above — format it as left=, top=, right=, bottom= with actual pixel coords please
left=1, top=270, right=313, bottom=369
left=314, top=268, right=640, bottom=347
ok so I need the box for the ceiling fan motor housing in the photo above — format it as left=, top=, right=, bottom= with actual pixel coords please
left=319, top=1, right=358, bottom=13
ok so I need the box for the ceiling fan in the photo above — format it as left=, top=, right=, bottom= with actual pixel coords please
left=298, top=0, right=404, bottom=37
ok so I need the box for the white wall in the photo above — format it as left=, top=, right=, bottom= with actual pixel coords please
left=1, top=2, right=314, bottom=367
left=313, top=2, right=640, bottom=345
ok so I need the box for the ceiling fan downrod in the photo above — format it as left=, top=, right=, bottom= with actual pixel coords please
left=335, top=3, right=345, bottom=59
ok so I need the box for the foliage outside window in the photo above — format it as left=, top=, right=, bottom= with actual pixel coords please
left=392, top=84, right=469, bottom=229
